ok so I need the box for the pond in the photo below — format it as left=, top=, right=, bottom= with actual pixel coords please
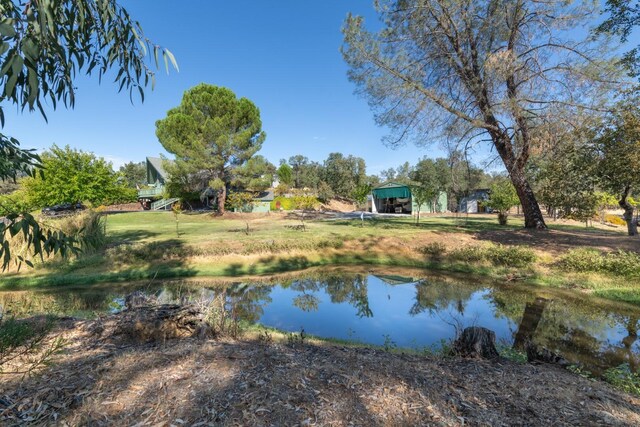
left=1, top=268, right=639, bottom=375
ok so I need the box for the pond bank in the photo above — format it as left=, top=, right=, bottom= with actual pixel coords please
left=2, top=314, right=639, bottom=426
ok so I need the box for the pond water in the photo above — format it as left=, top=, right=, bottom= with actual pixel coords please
left=1, top=268, right=639, bottom=375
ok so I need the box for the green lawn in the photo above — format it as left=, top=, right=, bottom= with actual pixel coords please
left=2, top=211, right=637, bottom=306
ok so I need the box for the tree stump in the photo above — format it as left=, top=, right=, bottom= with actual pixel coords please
left=452, top=326, right=500, bottom=359
left=90, top=303, right=213, bottom=344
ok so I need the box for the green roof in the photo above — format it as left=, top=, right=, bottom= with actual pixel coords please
left=372, top=182, right=411, bottom=199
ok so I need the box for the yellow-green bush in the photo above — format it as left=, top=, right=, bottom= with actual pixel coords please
left=605, top=214, right=626, bottom=226
left=270, top=196, right=295, bottom=210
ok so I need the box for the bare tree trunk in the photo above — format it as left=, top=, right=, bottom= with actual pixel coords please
left=217, top=186, right=226, bottom=215
left=620, top=186, right=638, bottom=236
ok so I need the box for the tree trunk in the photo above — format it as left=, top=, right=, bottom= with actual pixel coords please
left=513, top=297, right=548, bottom=351
left=509, top=168, right=547, bottom=229
left=620, top=186, right=638, bottom=236
left=217, top=186, right=226, bottom=215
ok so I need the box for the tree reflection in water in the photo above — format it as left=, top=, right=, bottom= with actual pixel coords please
left=2, top=271, right=639, bottom=374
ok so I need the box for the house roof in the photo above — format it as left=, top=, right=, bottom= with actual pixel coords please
left=372, top=182, right=411, bottom=199
left=254, top=189, right=275, bottom=201
left=146, top=157, right=172, bottom=181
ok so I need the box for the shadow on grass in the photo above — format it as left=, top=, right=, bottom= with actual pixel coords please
left=325, top=215, right=520, bottom=234
left=1, top=238, right=198, bottom=290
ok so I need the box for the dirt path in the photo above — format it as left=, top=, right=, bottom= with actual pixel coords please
left=1, top=320, right=639, bottom=426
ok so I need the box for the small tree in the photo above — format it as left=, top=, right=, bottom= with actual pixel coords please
left=292, top=194, right=319, bottom=231
left=351, top=183, right=372, bottom=210
left=225, top=191, right=256, bottom=213
left=410, top=184, right=432, bottom=225
left=277, top=163, right=293, bottom=186
left=486, top=179, right=520, bottom=225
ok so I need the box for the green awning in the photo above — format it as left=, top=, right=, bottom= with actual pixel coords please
left=372, top=185, right=411, bottom=199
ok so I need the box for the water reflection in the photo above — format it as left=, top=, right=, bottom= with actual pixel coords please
left=1, top=270, right=639, bottom=374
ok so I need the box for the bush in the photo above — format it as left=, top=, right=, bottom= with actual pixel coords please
left=0, top=190, right=34, bottom=216
left=428, top=243, right=536, bottom=268
left=559, top=249, right=640, bottom=278
left=605, top=214, right=626, bottom=226
left=270, top=196, right=295, bottom=211
left=489, top=245, right=536, bottom=267
left=419, top=242, right=447, bottom=259
left=40, top=210, right=107, bottom=254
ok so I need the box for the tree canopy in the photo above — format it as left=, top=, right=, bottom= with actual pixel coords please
left=0, top=0, right=175, bottom=270
left=343, top=0, right=622, bottom=229
left=22, top=145, right=136, bottom=207
left=156, top=84, right=266, bottom=214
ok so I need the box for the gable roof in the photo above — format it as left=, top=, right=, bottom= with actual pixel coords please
left=254, top=189, right=274, bottom=201
left=146, top=157, right=172, bottom=181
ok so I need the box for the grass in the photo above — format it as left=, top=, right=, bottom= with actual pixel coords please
left=2, top=210, right=639, bottom=304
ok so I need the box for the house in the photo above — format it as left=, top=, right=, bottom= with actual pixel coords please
left=232, top=190, right=274, bottom=213
left=369, top=182, right=447, bottom=215
left=137, top=157, right=175, bottom=210
left=458, top=189, right=491, bottom=213
left=139, top=156, right=274, bottom=212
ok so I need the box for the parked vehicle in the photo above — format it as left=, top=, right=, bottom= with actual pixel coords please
left=41, top=202, right=85, bottom=217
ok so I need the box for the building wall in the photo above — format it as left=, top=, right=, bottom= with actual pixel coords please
left=234, top=201, right=272, bottom=213
left=412, top=191, right=448, bottom=214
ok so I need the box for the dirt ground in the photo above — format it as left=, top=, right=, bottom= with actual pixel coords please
left=103, top=202, right=143, bottom=212
left=1, top=318, right=639, bottom=426
left=474, top=225, right=640, bottom=254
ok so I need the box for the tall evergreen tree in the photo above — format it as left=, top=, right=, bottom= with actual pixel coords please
left=156, top=84, right=266, bottom=214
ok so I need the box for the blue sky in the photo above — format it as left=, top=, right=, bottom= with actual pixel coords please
left=4, top=1, right=633, bottom=175
left=4, top=1, right=455, bottom=175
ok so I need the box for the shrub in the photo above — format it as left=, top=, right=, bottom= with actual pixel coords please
left=271, top=196, right=295, bottom=211
left=40, top=210, right=107, bottom=254
left=605, top=214, right=626, bottom=226
left=449, top=244, right=536, bottom=268
left=0, top=190, right=34, bottom=216
left=558, top=249, right=640, bottom=278
left=558, top=248, right=603, bottom=272
left=489, top=244, right=536, bottom=267
left=419, top=242, right=447, bottom=259
left=603, top=364, right=640, bottom=396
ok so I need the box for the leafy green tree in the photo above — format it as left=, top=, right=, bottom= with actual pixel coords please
left=277, top=162, right=293, bottom=186
left=343, top=0, right=620, bottom=229
left=288, top=155, right=309, bottom=188
left=225, top=191, right=256, bottom=212
left=22, top=145, right=136, bottom=207
left=118, top=161, right=147, bottom=188
left=597, top=0, right=640, bottom=78
left=410, top=158, right=440, bottom=212
left=316, top=181, right=334, bottom=203
left=486, top=178, right=520, bottom=225
left=592, top=101, right=640, bottom=235
left=156, top=84, right=266, bottom=214
left=410, top=184, right=431, bottom=224
left=351, top=183, right=372, bottom=209
left=0, top=0, right=174, bottom=269
left=323, top=152, right=367, bottom=198
left=233, top=155, right=275, bottom=192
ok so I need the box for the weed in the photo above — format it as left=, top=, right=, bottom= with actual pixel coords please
left=602, top=364, right=640, bottom=396
left=287, top=327, right=306, bottom=347
left=497, top=345, right=527, bottom=363
left=382, top=334, right=397, bottom=352
left=419, top=242, right=447, bottom=259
